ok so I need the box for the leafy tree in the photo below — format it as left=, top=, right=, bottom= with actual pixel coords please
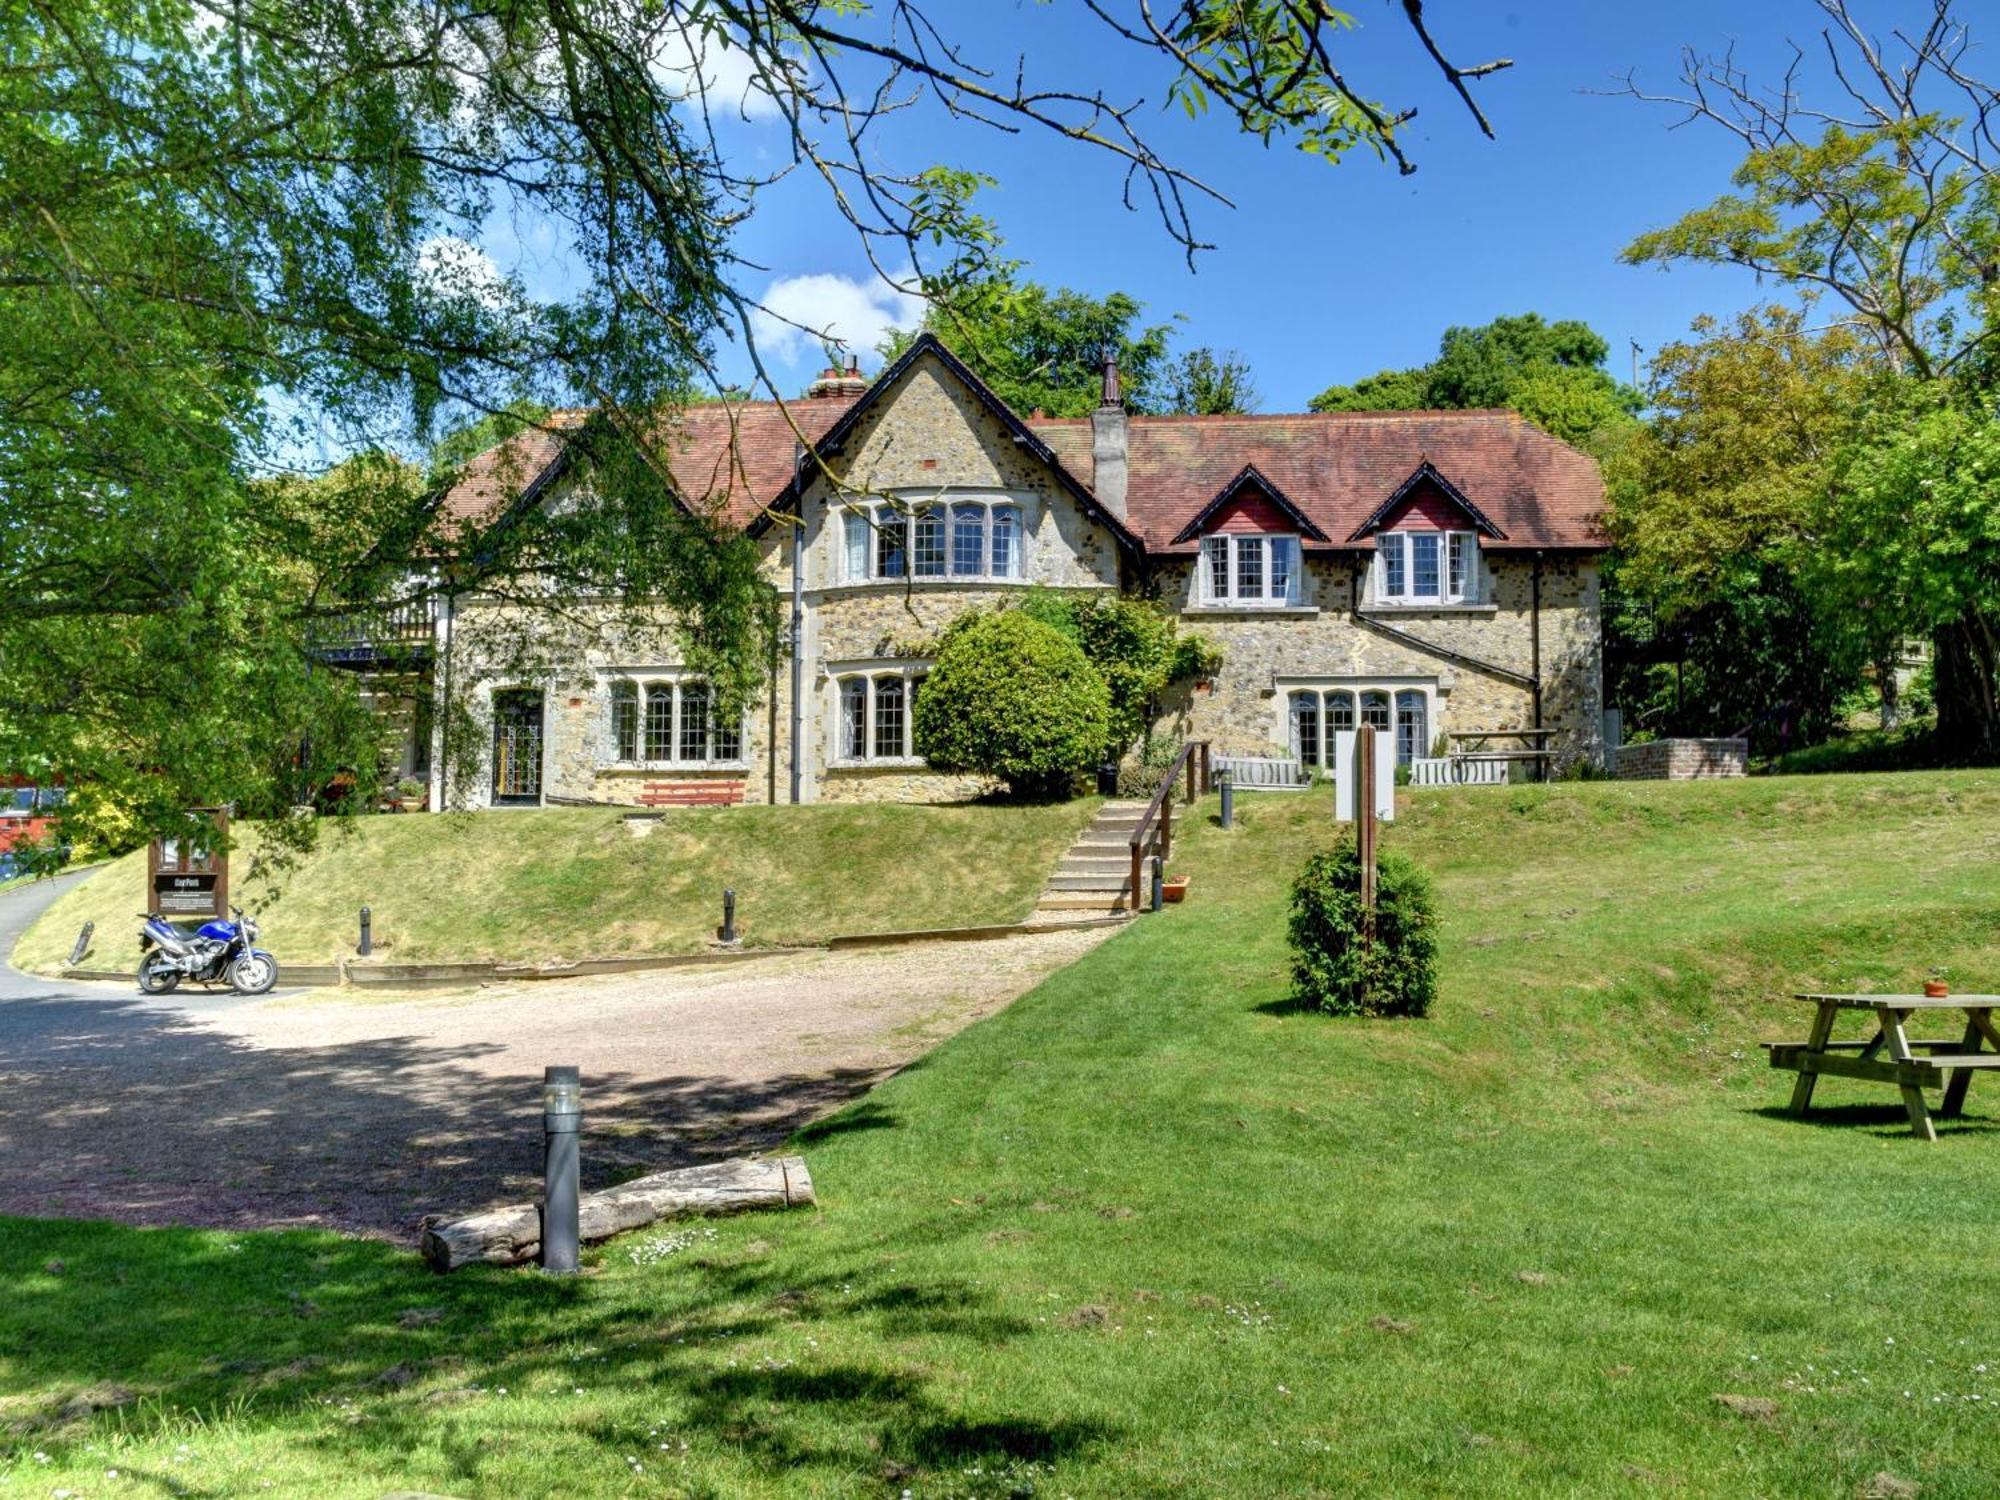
left=1015, top=590, right=1220, bottom=761
left=1618, top=1, right=2000, bottom=757
left=913, top=611, right=1110, bottom=799
left=1161, top=347, right=1261, bottom=415
left=882, top=267, right=1175, bottom=416
left=1604, top=307, right=1885, bottom=747
left=1307, top=313, right=1640, bottom=447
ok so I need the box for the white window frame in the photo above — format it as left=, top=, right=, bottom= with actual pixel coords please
left=839, top=498, right=1026, bottom=585
left=1278, top=679, right=1439, bottom=770
left=602, top=672, right=748, bottom=769
left=1197, top=532, right=1302, bottom=607
left=1372, top=529, right=1483, bottom=606
left=829, top=663, right=930, bottom=766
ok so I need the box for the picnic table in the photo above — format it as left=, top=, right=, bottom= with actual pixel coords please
left=1443, top=729, right=1555, bottom=784
left=1767, top=993, right=2000, bottom=1140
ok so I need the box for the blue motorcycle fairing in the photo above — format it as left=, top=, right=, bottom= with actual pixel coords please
left=197, top=918, right=239, bottom=943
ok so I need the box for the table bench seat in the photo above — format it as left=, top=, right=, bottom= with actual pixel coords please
left=636, top=779, right=746, bottom=808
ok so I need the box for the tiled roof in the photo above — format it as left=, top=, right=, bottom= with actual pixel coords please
left=1029, top=410, right=1606, bottom=553
left=436, top=399, right=856, bottom=532
left=436, top=376, right=1605, bottom=554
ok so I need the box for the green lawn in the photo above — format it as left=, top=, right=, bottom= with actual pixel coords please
left=10, top=801, right=1099, bottom=973
left=5, top=773, right=2000, bottom=1496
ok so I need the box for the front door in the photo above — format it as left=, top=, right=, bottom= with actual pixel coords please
left=491, top=690, right=544, bottom=804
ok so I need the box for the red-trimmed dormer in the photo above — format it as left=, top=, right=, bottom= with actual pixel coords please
left=1174, top=465, right=1327, bottom=609
left=1347, top=460, right=1503, bottom=608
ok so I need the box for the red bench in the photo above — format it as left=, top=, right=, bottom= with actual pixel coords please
left=637, top=780, right=746, bottom=808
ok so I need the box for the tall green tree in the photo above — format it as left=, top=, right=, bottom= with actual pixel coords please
left=1307, top=313, right=1640, bottom=447
left=1618, top=0, right=2000, bottom=757
left=1604, top=307, right=1886, bottom=747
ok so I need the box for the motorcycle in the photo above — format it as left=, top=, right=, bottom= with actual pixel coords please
left=137, top=907, right=279, bottom=995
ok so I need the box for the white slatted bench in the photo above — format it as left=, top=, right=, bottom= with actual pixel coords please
left=1211, top=754, right=1311, bottom=791
left=1410, top=757, right=1509, bottom=787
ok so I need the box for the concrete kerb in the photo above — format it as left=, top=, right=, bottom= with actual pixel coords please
left=59, top=914, right=1132, bottom=990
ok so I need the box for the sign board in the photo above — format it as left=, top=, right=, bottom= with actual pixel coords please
left=147, top=808, right=229, bottom=920
left=1331, top=729, right=1396, bottom=823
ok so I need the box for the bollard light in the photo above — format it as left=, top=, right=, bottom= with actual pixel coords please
left=720, top=888, right=738, bottom=945
left=1150, top=854, right=1165, bottom=913
left=358, top=905, right=372, bottom=957
left=541, top=1065, right=582, bottom=1274
left=1219, top=770, right=1234, bottom=830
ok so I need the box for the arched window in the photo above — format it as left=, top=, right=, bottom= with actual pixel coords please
left=610, top=680, right=638, bottom=761
left=1395, top=690, right=1428, bottom=768
left=832, top=668, right=927, bottom=763
left=1289, top=691, right=1321, bottom=770
left=643, top=683, right=674, bottom=760
left=1360, top=691, right=1391, bottom=733
left=1326, top=691, right=1356, bottom=734
left=841, top=677, right=868, bottom=760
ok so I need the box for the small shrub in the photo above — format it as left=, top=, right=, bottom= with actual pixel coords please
left=1286, top=841, right=1439, bottom=1017
left=914, top=610, right=1110, bottom=799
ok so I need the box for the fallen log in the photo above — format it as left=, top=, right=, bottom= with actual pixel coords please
left=420, top=1154, right=814, bottom=1273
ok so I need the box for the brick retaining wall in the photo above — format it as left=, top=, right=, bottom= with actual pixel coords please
left=1614, top=737, right=1749, bottom=780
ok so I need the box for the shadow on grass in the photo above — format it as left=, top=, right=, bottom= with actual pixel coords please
left=1, top=1213, right=1104, bottom=1487
left=792, top=1100, right=901, bottom=1146
left=1750, top=1102, right=2000, bottom=1135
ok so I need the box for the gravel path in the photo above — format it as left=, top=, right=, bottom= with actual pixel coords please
left=0, top=884, right=1115, bottom=1240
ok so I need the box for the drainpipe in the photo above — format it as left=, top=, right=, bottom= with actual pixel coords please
left=788, top=443, right=805, bottom=804
left=765, top=634, right=778, bottom=806
left=1531, top=552, right=1545, bottom=781
left=434, top=587, right=457, bottom=812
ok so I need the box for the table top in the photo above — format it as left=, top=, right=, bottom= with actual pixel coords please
left=1793, top=993, right=2000, bottom=1009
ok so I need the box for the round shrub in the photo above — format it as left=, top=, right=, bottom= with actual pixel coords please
left=914, top=610, right=1111, bottom=799
left=1286, top=843, right=1439, bottom=1017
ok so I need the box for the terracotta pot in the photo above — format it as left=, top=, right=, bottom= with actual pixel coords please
left=1924, top=980, right=1950, bottom=998
left=1163, top=875, right=1190, bottom=903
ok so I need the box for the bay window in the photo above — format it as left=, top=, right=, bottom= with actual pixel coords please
left=1198, top=533, right=1302, bottom=606
left=1374, top=530, right=1482, bottom=605
left=841, top=500, right=1023, bottom=584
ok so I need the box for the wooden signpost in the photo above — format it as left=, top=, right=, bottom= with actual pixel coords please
left=1355, top=725, right=1378, bottom=936
left=147, top=808, right=229, bottom=919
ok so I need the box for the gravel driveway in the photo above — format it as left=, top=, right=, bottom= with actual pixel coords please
left=0, top=875, right=1114, bottom=1240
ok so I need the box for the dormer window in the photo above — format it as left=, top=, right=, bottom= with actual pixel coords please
left=1199, top=534, right=1301, bottom=606
left=1374, top=530, right=1482, bottom=605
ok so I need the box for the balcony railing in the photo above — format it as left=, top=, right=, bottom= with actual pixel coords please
left=308, top=598, right=437, bottom=667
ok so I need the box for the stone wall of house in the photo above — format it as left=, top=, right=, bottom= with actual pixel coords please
left=1150, top=553, right=1603, bottom=769
left=1615, top=737, right=1748, bottom=780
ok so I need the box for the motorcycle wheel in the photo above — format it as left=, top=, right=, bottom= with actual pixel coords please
left=137, top=952, right=181, bottom=995
left=229, top=952, right=278, bottom=995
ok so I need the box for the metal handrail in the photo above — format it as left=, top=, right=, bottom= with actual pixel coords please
left=1127, top=741, right=1210, bottom=911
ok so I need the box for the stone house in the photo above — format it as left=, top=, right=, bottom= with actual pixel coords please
left=413, top=333, right=1606, bottom=808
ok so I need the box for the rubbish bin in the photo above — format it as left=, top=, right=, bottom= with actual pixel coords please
left=1096, top=761, right=1119, bottom=796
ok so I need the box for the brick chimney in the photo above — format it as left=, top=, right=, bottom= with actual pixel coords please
left=1090, top=351, right=1128, bottom=521
left=808, top=354, right=869, bottom=400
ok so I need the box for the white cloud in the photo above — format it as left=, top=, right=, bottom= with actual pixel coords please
left=650, top=22, right=788, bottom=122
left=415, top=234, right=508, bottom=310
left=750, top=272, right=925, bottom=367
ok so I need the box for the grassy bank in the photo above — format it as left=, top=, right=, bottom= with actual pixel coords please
left=5, top=773, right=2000, bottom=1496
left=9, top=801, right=1099, bottom=973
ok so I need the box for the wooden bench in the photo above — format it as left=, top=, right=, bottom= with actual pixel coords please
left=1211, top=754, right=1310, bottom=790
left=637, top=780, right=746, bottom=808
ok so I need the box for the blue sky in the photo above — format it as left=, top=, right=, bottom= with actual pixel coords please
left=483, top=2, right=1879, bottom=411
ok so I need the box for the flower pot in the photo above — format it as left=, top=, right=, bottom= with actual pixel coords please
left=1924, top=980, right=1950, bottom=998
left=1162, top=875, right=1190, bottom=903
